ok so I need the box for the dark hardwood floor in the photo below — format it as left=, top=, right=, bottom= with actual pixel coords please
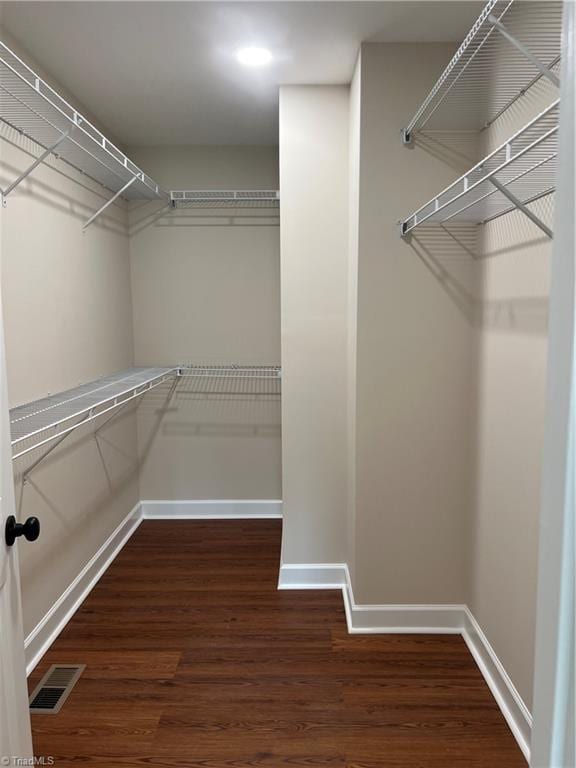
left=29, top=520, right=526, bottom=767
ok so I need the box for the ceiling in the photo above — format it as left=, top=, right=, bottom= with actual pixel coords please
left=2, top=2, right=482, bottom=146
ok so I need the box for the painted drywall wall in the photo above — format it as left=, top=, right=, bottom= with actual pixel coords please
left=279, top=86, right=350, bottom=564
left=347, top=40, right=555, bottom=709
left=347, top=57, right=362, bottom=586
left=469, top=77, right=558, bottom=710
left=350, top=43, right=476, bottom=605
left=0, top=31, right=139, bottom=639
left=128, top=146, right=281, bottom=501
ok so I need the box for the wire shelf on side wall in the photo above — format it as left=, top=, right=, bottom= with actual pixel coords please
left=401, top=100, right=558, bottom=237
left=402, top=0, right=563, bottom=142
left=10, top=367, right=177, bottom=460
left=0, top=40, right=166, bottom=201
left=170, top=190, right=280, bottom=208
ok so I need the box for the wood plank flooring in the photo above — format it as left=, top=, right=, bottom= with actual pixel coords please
left=29, top=520, right=526, bottom=767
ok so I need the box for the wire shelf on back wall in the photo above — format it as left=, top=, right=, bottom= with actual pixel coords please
left=0, top=40, right=166, bottom=202
left=401, top=99, right=558, bottom=237
left=178, top=365, right=281, bottom=397
left=171, top=190, right=280, bottom=208
left=402, top=0, right=563, bottom=142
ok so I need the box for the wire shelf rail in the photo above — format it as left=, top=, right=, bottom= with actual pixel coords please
left=400, top=100, right=558, bottom=237
left=178, top=365, right=282, bottom=396
left=171, top=190, right=280, bottom=208
left=0, top=39, right=167, bottom=214
left=10, top=367, right=177, bottom=461
left=402, top=0, right=563, bottom=142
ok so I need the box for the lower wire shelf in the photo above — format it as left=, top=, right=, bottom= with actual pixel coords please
left=400, top=99, right=559, bottom=238
left=10, top=364, right=282, bottom=460
left=10, top=367, right=177, bottom=460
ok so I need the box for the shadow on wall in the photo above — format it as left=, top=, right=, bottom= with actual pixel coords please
left=129, top=199, right=280, bottom=237
left=414, top=131, right=480, bottom=173
left=406, top=214, right=550, bottom=338
left=13, top=404, right=141, bottom=634
left=0, top=125, right=128, bottom=237
left=134, top=377, right=282, bottom=499
left=136, top=377, right=281, bottom=440
left=407, top=223, right=479, bottom=324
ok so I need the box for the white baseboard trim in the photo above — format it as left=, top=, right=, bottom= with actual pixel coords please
left=279, top=562, right=531, bottom=760
left=141, top=500, right=283, bottom=519
left=462, top=607, right=532, bottom=762
left=342, top=565, right=464, bottom=634
left=278, top=563, right=347, bottom=589
left=24, top=502, right=142, bottom=676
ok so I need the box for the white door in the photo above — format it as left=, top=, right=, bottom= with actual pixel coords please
left=0, top=201, right=33, bottom=758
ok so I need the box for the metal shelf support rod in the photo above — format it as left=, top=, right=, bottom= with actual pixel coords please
left=83, top=174, right=140, bottom=230
left=489, top=176, right=553, bottom=237
left=1, top=129, right=71, bottom=200
left=21, top=412, right=91, bottom=482
left=488, top=15, right=561, bottom=87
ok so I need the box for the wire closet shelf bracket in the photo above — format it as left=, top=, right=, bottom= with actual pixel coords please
left=0, top=40, right=168, bottom=228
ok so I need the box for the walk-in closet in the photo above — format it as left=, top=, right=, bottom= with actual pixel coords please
left=0, top=1, right=573, bottom=766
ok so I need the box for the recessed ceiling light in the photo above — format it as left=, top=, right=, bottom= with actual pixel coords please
left=237, top=47, right=273, bottom=67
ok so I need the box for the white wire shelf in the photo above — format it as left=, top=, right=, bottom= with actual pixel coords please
left=0, top=40, right=166, bottom=202
left=171, top=190, right=280, bottom=208
left=10, top=367, right=176, bottom=460
left=402, top=0, right=562, bottom=141
left=401, top=100, right=558, bottom=237
left=178, top=365, right=281, bottom=396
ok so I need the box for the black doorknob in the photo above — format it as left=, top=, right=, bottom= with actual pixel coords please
left=5, top=515, right=40, bottom=547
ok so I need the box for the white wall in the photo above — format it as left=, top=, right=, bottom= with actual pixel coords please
left=128, top=146, right=282, bottom=501
left=0, top=31, right=139, bottom=640
left=279, top=86, right=350, bottom=564
left=344, top=40, right=550, bottom=708
left=470, top=75, right=557, bottom=710
left=350, top=43, right=475, bottom=605
left=347, top=56, right=362, bottom=586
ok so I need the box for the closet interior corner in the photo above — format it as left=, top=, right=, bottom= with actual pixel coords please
left=0, top=1, right=572, bottom=765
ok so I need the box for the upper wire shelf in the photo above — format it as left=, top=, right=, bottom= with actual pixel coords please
left=171, top=190, right=280, bottom=208
left=401, top=100, right=558, bottom=237
left=402, top=0, right=563, bottom=142
left=10, top=367, right=176, bottom=461
left=0, top=40, right=167, bottom=202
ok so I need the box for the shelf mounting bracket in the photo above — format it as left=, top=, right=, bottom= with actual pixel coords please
left=21, top=412, right=91, bottom=483
left=1, top=129, right=71, bottom=203
left=488, top=15, right=560, bottom=88
left=83, top=174, right=140, bottom=230
left=489, top=176, right=553, bottom=238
